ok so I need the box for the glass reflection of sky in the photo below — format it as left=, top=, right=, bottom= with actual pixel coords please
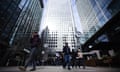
left=39, top=0, right=83, bottom=34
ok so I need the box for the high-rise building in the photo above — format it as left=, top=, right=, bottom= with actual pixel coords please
left=0, top=0, right=22, bottom=65
left=0, top=0, right=21, bottom=48
left=76, top=0, right=120, bottom=66
left=10, top=0, right=43, bottom=49
left=0, top=0, right=44, bottom=66
left=76, top=0, right=99, bottom=44
left=41, top=0, right=76, bottom=52
left=76, top=0, right=120, bottom=44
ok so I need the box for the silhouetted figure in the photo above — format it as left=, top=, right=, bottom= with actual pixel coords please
left=19, top=32, right=41, bottom=71
left=62, top=42, right=71, bottom=70
left=71, top=49, right=77, bottom=68
left=76, top=49, right=85, bottom=69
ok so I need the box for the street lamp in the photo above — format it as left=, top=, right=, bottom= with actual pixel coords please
left=88, top=45, right=93, bottom=48
left=75, top=31, right=82, bottom=50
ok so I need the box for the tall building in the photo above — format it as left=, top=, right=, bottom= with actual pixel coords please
left=0, top=0, right=22, bottom=65
left=76, top=0, right=120, bottom=67
left=10, top=0, right=43, bottom=49
left=76, top=0, right=119, bottom=44
left=0, top=0, right=44, bottom=66
left=76, top=0, right=99, bottom=44
left=41, top=0, right=76, bottom=52
left=0, top=0, right=21, bottom=48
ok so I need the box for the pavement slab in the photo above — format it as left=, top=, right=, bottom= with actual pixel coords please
left=0, top=66, right=119, bottom=72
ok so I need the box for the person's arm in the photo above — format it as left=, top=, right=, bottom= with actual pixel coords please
left=69, top=47, right=71, bottom=54
left=63, top=46, right=65, bottom=55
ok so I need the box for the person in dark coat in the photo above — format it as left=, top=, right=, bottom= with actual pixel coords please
left=71, top=49, right=77, bottom=68
left=19, top=32, right=41, bottom=71
left=62, top=42, right=71, bottom=70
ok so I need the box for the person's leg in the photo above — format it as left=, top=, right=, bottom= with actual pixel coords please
left=82, top=58, right=86, bottom=69
left=67, top=55, right=71, bottom=70
left=78, top=59, right=81, bottom=68
left=74, top=59, right=77, bottom=68
left=19, top=53, right=32, bottom=71
left=24, top=56, right=32, bottom=68
left=30, top=48, right=37, bottom=71
left=62, top=61, right=65, bottom=68
left=76, top=59, right=79, bottom=68
left=24, top=48, right=35, bottom=68
left=30, top=59, right=36, bottom=71
left=23, top=48, right=36, bottom=70
left=63, top=55, right=67, bottom=68
left=71, top=59, right=74, bottom=68
left=73, top=59, right=76, bottom=68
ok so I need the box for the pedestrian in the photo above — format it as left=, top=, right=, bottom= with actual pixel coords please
left=62, top=42, right=71, bottom=70
left=19, top=32, right=41, bottom=71
left=55, top=52, right=60, bottom=65
left=76, top=48, right=85, bottom=69
left=71, top=49, right=77, bottom=68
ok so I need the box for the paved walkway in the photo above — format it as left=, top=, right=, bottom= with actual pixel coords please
left=0, top=66, right=119, bottom=72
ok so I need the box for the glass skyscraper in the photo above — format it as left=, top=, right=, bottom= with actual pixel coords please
left=76, top=0, right=99, bottom=44
left=76, top=0, right=119, bottom=44
left=0, top=0, right=22, bottom=65
left=10, top=0, right=43, bottom=49
left=0, top=0, right=21, bottom=47
left=0, top=0, right=43, bottom=66
left=41, top=0, right=76, bottom=52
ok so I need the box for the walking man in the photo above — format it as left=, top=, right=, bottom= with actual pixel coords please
left=62, top=42, right=71, bottom=70
left=71, top=49, right=77, bottom=68
left=19, top=32, right=41, bottom=71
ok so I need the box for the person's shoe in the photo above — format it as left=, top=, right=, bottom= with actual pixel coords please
left=30, top=68, right=36, bottom=71
left=83, top=66, right=86, bottom=69
left=62, top=66, right=66, bottom=69
left=68, top=67, right=71, bottom=70
left=18, top=66, right=26, bottom=71
left=79, top=66, right=81, bottom=69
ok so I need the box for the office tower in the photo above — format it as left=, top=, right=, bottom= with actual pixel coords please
left=0, top=0, right=43, bottom=66
left=0, top=0, right=22, bottom=64
left=10, top=0, right=43, bottom=48
left=41, top=0, right=76, bottom=52
left=76, top=0, right=120, bottom=44
left=75, top=0, right=120, bottom=67
left=0, top=0, right=21, bottom=48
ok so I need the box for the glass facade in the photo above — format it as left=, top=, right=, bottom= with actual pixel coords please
left=0, top=0, right=43, bottom=66
left=0, top=0, right=22, bottom=64
left=107, top=0, right=120, bottom=16
left=0, top=0, right=21, bottom=46
left=76, top=0, right=99, bottom=44
left=89, top=0, right=112, bottom=26
left=10, top=0, right=43, bottom=49
left=42, top=0, right=76, bottom=52
left=76, top=0, right=119, bottom=44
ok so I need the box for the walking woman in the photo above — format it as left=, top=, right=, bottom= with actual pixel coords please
left=19, top=32, right=41, bottom=71
left=76, top=48, right=86, bottom=69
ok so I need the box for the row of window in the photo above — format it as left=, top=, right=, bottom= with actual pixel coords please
left=12, top=0, right=42, bottom=46
left=48, top=44, right=76, bottom=48
left=0, top=0, right=22, bottom=42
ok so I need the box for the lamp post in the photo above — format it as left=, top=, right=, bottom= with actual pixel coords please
left=75, top=31, right=82, bottom=50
